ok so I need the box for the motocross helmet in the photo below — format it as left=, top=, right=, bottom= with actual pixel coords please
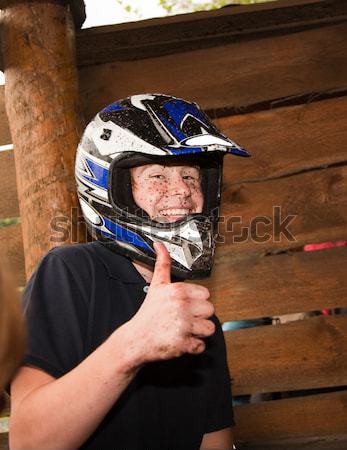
left=75, top=94, right=250, bottom=279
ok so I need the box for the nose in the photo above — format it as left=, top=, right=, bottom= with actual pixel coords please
left=166, top=173, right=191, bottom=197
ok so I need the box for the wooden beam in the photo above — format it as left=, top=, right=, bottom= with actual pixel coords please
left=0, top=2, right=84, bottom=278
left=79, top=21, right=347, bottom=120
left=227, top=315, right=347, bottom=395
left=0, top=1, right=85, bottom=30
left=207, top=245, right=347, bottom=322
left=74, top=0, right=347, bottom=67
left=234, top=390, right=347, bottom=446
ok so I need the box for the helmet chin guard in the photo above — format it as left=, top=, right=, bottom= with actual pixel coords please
left=76, top=94, right=250, bottom=279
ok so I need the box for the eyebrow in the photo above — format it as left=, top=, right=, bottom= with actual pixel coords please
left=133, top=164, right=201, bottom=178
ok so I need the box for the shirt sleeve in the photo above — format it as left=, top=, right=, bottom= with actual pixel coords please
left=204, top=316, right=235, bottom=433
left=22, top=251, right=89, bottom=379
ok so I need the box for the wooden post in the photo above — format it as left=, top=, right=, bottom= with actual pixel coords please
left=0, top=1, right=85, bottom=278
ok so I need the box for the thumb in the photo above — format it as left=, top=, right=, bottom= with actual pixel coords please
left=151, top=242, right=171, bottom=286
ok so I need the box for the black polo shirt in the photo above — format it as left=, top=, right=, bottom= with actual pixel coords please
left=23, top=241, right=234, bottom=450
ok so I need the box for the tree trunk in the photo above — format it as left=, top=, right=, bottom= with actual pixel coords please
left=0, top=1, right=84, bottom=278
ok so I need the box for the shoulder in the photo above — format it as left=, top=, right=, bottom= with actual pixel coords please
left=25, top=243, right=107, bottom=301
left=36, top=242, right=137, bottom=287
left=47, top=242, right=97, bottom=265
left=33, top=243, right=96, bottom=283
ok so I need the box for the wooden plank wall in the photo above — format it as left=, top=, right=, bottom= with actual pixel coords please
left=0, top=1, right=346, bottom=448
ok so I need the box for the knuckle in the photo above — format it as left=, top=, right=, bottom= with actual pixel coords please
left=203, top=287, right=211, bottom=300
left=207, top=319, right=216, bottom=335
left=194, top=285, right=210, bottom=300
left=206, top=301, right=215, bottom=317
left=169, top=283, right=185, bottom=300
left=190, top=338, right=205, bottom=354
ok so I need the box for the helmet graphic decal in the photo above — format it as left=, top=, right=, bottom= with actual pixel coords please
left=130, top=94, right=157, bottom=111
left=91, top=117, right=166, bottom=157
left=102, top=218, right=153, bottom=252
left=79, top=157, right=108, bottom=190
left=76, top=151, right=109, bottom=203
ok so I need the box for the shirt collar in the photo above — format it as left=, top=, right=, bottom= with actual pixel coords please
left=91, top=241, right=146, bottom=284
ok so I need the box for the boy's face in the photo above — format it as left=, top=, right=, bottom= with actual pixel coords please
left=130, top=163, right=204, bottom=223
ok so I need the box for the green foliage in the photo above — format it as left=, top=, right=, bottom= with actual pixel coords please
left=115, top=0, right=140, bottom=16
left=0, top=217, right=20, bottom=228
left=115, top=0, right=277, bottom=17
left=161, top=0, right=276, bottom=14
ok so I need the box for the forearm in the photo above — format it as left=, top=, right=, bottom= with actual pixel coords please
left=10, top=322, right=142, bottom=450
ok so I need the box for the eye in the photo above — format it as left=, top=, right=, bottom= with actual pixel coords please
left=182, top=173, right=201, bottom=182
left=149, top=174, right=165, bottom=180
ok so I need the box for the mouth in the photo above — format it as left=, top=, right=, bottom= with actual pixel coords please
left=156, top=208, right=192, bottom=222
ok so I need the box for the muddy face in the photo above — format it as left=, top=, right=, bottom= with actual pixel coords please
left=130, top=163, right=204, bottom=222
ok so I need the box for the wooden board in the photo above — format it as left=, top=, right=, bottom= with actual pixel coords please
left=78, top=21, right=347, bottom=120
left=0, top=150, right=18, bottom=219
left=234, top=390, right=347, bottom=446
left=207, top=245, right=347, bottom=322
left=227, top=315, right=347, bottom=395
left=75, top=0, right=347, bottom=67
left=219, top=95, right=347, bottom=184
left=218, top=164, right=347, bottom=253
left=0, top=224, right=25, bottom=286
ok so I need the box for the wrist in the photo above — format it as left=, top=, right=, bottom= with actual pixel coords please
left=108, top=321, right=147, bottom=375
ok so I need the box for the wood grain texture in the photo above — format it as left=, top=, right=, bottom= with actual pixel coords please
left=0, top=1, right=85, bottom=30
left=218, top=164, right=347, bottom=253
left=207, top=245, right=347, bottom=322
left=227, top=315, right=347, bottom=395
left=1, top=2, right=84, bottom=278
left=234, top=390, right=347, bottom=445
left=219, top=96, right=347, bottom=184
left=79, top=22, right=347, bottom=120
left=0, top=150, right=18, bottom=219
left=0, top=224, right=25, bottom=286
left=74, top=0, right=347, bottom=67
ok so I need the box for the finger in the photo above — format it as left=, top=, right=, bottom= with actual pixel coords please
left=150, top=242, right=171, bottom=286
left=183, top=284, right=210, bottom=301
left=189, top=297, right=214, bottom=319
left=187, top=337, right=206, bottom=355
left=191, top=319, right=216, bottom=338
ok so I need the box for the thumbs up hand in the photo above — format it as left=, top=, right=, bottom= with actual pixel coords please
left=128, top=242, right=215, bottom=364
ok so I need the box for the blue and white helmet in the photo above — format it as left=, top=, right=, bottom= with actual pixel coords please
left=75, top=94, right=250, bottom=279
